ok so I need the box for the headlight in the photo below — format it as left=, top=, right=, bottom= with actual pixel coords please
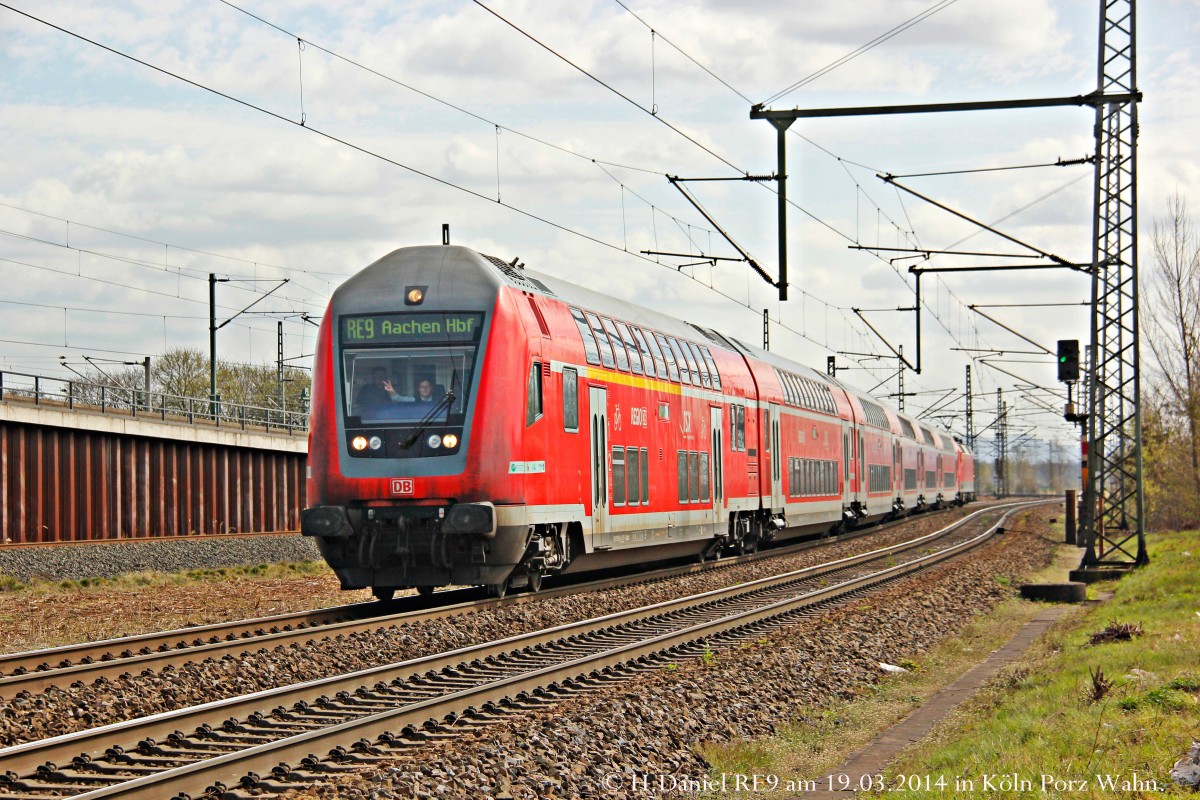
left=442, top=433, right=459, bottom=448
left=427, top=434, right=442, bottom=449
left=351, top=436, right=368, bottom=451
left=368, top=436, right=383, bottom=450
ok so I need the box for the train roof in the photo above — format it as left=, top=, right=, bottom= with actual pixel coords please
left=343, top=246, right=960, bottom=441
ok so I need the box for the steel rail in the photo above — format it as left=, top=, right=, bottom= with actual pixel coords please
left=0, top=501, right=1040, bottom=799
left=0, top=504, right=985, bottom=695
left=72, top=501, right=1039, bottom=800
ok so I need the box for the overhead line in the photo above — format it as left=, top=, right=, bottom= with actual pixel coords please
left=0, top=2, right=669, bottom=268
left=470, top=0, right=745, bottom=175
left=760, top=0, right=962, bottom=105
left=216, top=0, right=665, bottom=178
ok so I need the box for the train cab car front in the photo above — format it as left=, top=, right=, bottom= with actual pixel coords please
left=304, top=246, right=533, bottom=599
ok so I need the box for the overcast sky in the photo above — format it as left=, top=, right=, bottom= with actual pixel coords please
left=2, top=0, right=1197, bottom=449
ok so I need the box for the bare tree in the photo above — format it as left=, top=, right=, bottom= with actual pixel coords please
left=153, top=348, right=209, bottom=399
left=1144, top=192, right=1200, bottom=526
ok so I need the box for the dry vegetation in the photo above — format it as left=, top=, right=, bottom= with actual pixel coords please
left=0, top=562, right=373, bottom=653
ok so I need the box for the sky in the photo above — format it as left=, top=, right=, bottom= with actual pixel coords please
left=2, top=0, right=1198, bottom=457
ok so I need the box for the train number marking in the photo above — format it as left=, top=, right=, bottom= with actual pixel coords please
left=630, top=406, right=647, bottom=427
left=391, top=479, right=414, bottom=495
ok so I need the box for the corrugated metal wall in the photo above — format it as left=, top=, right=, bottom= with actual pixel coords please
left=0, top=421, right=306, bottom=543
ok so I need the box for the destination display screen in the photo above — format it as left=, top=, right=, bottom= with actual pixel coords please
left=340, top=312, right=484, bottom=345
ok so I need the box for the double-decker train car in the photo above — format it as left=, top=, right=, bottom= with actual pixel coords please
left=302, top=245, right=973, bottom=599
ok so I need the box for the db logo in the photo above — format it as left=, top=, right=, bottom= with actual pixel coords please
left=391, top=479, right=414, bottom=495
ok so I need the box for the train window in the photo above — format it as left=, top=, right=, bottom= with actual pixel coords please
left=666, top=338, right=692, bottom=384
left=843, top=433, right=850, bottom=481
left=677, top=451, right=688, bottom=503
left=640, top=328, right=668, bottom=380
left=775, top=370, right=790, bottom=404
left=640, top=447, right=650, bottom=505
left=563, top=367, right=579, bottom=432
left=731, top=404, right=745, bottom=452
left=686, top=342, right=711, bottom=388
left=801, top=378, right=815, bottom=410
left=700, top=347, right=721, bottom=391
left=526, top=362, right=543, bottom=426
left=569, top=308, right=601, bottom=366
left=679, top=340, right=701, bottom=382
left=688, top=451, right=700, bottom=503
left=342, top=344, right=476, bottom=424
left=654, top=333, right=680, bottom=382
left=786, top=372, right=800, bottom=406
left=627, top=447, right=640, bottom=504
left=601, top=317, right=630, bottom=372
left=612, top=447, right=626, bottom=506
left=699, top=452, right=710, bottom=501
left=823, top=385, right=835, bottom=414
left=614, top=321, right=643, bottom=375
left=631, top=325, right=658, bottom=378
left=584, top=311, right=616, bottom=369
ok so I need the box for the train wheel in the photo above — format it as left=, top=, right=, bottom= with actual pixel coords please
left=372, top=586, right=396, bottom=602
left=487, top=580, right=509, bottom=599
left=526, top=569, right=543, bottom=593
left=416, top=586, right=434, bottom=597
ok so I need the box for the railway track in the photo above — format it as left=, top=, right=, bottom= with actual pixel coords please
left=0, top=504, right=984, bottom=699
left=0, top=501, right=1041, bottom=800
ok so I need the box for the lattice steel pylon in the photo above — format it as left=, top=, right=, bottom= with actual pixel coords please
left=1081, top=0, right=1148, bottom=568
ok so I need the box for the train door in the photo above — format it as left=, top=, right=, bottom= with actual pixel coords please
left=769, top=403, right=784, bottom=509
left=710, top=406, right=724, bottom=524
left=589, top=386, right=610, bottom=550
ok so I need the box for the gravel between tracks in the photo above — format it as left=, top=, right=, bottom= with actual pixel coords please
left=0, top=509, right=988, bottom=747
left=275, top=508, right=1057, bottom=800
left=0, top=535, right=320, bottom=584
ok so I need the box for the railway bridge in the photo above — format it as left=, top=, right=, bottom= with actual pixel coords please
left=0, top=371, right=307, bottom=544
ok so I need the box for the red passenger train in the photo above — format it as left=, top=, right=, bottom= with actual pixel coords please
left=301, top=246, right=975, bottom=599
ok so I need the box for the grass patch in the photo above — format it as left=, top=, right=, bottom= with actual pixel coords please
left=700, top=541, right=1085, bottom=796
left=8, top=559, right=329, bottom=595
left=876, top=529, right=1199, bottom=798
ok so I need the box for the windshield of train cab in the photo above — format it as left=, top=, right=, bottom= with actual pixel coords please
left=338, top=311, right=483, bottom=423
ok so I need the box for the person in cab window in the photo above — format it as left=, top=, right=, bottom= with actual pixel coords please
left=357, top=367, right=403, bottom=409
left=415, top=379, right=437, bottom=404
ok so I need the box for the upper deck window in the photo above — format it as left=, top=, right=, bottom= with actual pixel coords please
left=700, top=346, right=721, bottom=391
left=686, top=341, right=711, bottom=388
left=569, top=307, right=601, bottom=366
left=666, top=337, right=692, bottom=384
left=584, top=311, right=616, bottom=369
left=654, top=332, right=681, bottom=382
left=601, top=317, right=630, bottom=371
left=640, top=328, right=668, bottom=379
left=614, top=321, right=643, bottom=375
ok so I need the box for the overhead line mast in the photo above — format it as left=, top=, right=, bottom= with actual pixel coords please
left=750, top=1, right=1147, bottom=578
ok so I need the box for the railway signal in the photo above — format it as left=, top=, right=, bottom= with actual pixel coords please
left=1056, top=339, right=1079, bottom=383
